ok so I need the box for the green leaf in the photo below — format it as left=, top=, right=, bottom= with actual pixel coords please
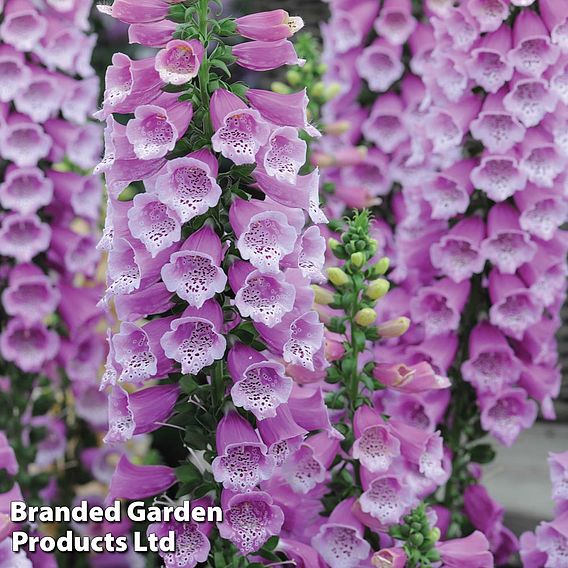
left=469, top=444, right=496, bottom=464
left=210, top=58, right=231, bottom=77
left=176, top=462, right=202, bottom=484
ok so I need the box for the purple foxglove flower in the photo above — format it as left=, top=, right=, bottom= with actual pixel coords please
left=233, top=39, right=305, bottom=72
left=352, top=405, right=400, bottom=473
left=102, top=0, right=181, bottom=24
left=356, top=39, right=404, bottom=92
left=154, top=149, right=222, bottom=223
left=96, top=54, right=163, bottom=120
left=0, top=114, right=51, bottom=166
left=520, top=531, right=548, bottom=568
left=470, top=90, right=526, bottom=153
left=374, top=0, right=416, bottom=45
left=48, top=227, right=99, bottom=277
left=424, top=96, right=482, bottom=154
left=125, top=95, right=193, bottom=160
left=1, top=263, right=60, bottom=322
left=436, top=531, right=493, bottom=568
left=128, top=20, right=178, bottom=48
left=515, top=182, right=568, bottom=241
left=0, top=317, right=59, bottom=372
left=61, top=329, right=106, bottom=384
left=362, top=94, right=408, bottom=153
left=312, top=498, right=371, bottom=568
left=373, top=362, right=451, bottom=394
left=210, top=89, right=271, bottom=165
left=479, top=387, right=538, bottom=446
left=430, top=216, right=486, bottom=282
left=127, top=192, right=181, bottom=257
left=357, top=471, right=414, bottom=528
left=148, top=512, right=212, bottom=568
left=112, top=318, right=174, bottom=384
left=534, top=511, right=568, bottom=567
left=488, top=270, right=543, bottom=339
left=257, top=404, right=307, bottom=466
left=218, top=490, right=284, bottom=554
left=467, top=0, right=508, bottom=33
left=389, top=419, right=447, bottom=483
left=426, top=51, right=470, bottom=103
left=281, top=432, right=339, bottom=494
left=0, top=45, right=31, bottom=102
left=13, top=69, right=62, bottom=123
left=422, top=159, right=475, bottom=219
left=61, top=76, right=99, bottom=124
left=519, top=235, right=568, bottom=307
left=462, top=322, right=523, bottom=394
left=480, top=203, right=537, bottom=274
left=287, top=385, right=341, bottom=440
left=230, top=197, right=302, bottom=274
left=34, top=19, right=84, bottom=74
left=519, top=362, right=561, bottom=420
left=410, top=277, right=470, bottom=338
left=465, top=26, right=514, bottom=93
left=0, top=212, right=51, bottom=262
left=431, top=5, right=479, bottom=52
left=230, top=261, right=296, bottom=327
left=235, top=10, right=304, bottom=42
left=45, top=120, right=102, bottom=170
left=259, top=126, right=307, bottom=184
left=155, top=39, right=204, bottom=85
left=114, top=282, right=174, bottom=322
left=0, top=0, right=47, bottom=52
left=49, top=170, right=102, bottom=221
left=246, top=88, right=320, bottom=137
left=328, top=1, right=378, bottom=53
left=105, top=384, right=179, bottom=444
left=253, top=168, right=326, bottom=223
left=464, top=484, right=505, bottom=540
left=409, top=23, right=436, bottom=75
left=519, top=126, right=566, bottom=187
left=540, top=0, right=568, bottom=52
left=227, top=343, right=293, bottom=420
left=161, top=225, right=226, bottom=307
left=212, top=411, right=275, bottom=492
left=160, top=300, right=226, bottom=375
left=508, top=10, right=560, bottom=78
left=503, top=74, right=558, bottom=128
left=282, top=225, right=326, bottom=282
left=470, top=152, right=527, bottom=202
left=339, top=149, right=390, bottom=198
left=56, top=281, right=103, bottom=334
left=405, top=333, right=458, bottom=375
left=107, top=455, right=176, bottom=504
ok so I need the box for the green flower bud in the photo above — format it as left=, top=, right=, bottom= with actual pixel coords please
left=354, top=308, right=377, bottom=327
left=317, top=63, right=328, bottom=74
left=429, top=527, right=441, bottom=542
left=271, top=81, right=291, bottom=94
left=372, top=257, right=390, bottom=276
left=351, top=252, right=365, bottom=268
left=327, top=267, right=350, bottom=287
left=325, top=83, right=342, bottom=100
left=328, top=238, right=341, bottom=251
left=312, top=285, right=335, bottom=305
left=286, top=69, right=302, bottom=86
left=410, top=533, right=424, bottom=547
left=312, top=81, right=326, bottom=99
left=365, top=278, right=390, bottom=300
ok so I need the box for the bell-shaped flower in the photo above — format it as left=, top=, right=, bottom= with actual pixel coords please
left=13, top=68, right=62, bottom=123
left=0, top=45, right=31, bottom=102
left=436, top=531, right=493, bottom=568
left=259, top=126, right=306, bottom=184
left=0, top=212, right=51, bottom=262
left=467, top=0, right=508, bottom=33
left=480, top=203, right=537, bottom=274
left=218, top=490, right=284, bottom=555
left=227, top=343, right=293, bottom=420
left=373, top=362, right=451, bottom=394
left=160, top=300, right=226, bottom=375
left=540, top=0, right=568, bottom=52
left=462, top=322, right=523, bottom=394
left=233, top=39, right=304, bottom=72
left=235, top=10, right=304, bottom=42
left=356, top=39, right=404, bottom=93
left=211, top=411, right=275, bottom=492
left=107, top=455, right=176, bottom=504
left=519, top=126, right=566, bottom=188
left=155, top=39, right=204, bottom=85
left=210, top=89, right=271, bottom=165
left=0, top=0, right=47, bottom=52
left=503, top=74, right=558, bottom=127
left=312, top=498, right=371, bottom=568
left=470, top=152, right=527, bottom=202
left=0, top=114, right=51, bottom=166
left=161, top=225, right=226, bottom=307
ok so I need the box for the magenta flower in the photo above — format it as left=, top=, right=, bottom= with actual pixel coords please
left=233, top=39, right=304, bottom=71
left=218, top=490, right=284, bottom=554
left=235, top=10, right=304, bottom=42
left=154, top=39, right=204, bottom=85
left=436, top=531, right=493, bottom=568
left=212, top=411, right=275, bottom=492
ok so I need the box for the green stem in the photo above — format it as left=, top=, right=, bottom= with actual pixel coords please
left=197, top=0, right=212, bottom=137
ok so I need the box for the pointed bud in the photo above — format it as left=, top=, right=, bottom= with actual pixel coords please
left=328, top=237, right=341, bottom=251
left=376, top=317, right=410, bottom=338
left=327, top=267, right=350, bottom=287
left=366, top=278, right=390, bottom=300
left=429, top=528, right=441, bottom=542
left=312, top=285, right=335, bottom=305
left=351, top=252, right=365, bottom=268
left=355, top=308, right=377, bottom=327
left=371, top=257, right=390, bottom=276
left=286, top=70, right=302, bottom=86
